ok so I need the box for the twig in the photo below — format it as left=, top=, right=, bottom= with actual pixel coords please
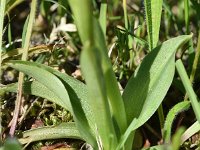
left=0, top=0, right=6, bottom=140
left=9, top=0, right=38, bottom=137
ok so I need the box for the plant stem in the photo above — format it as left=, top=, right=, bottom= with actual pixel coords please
left=157, top=104, right=165, bottom=135
left=0, top=0, right=6, bottom=140
left=189, top=33, right=200, bottom=83
left=123, top=0, right=128, bottom=29
left=184, top=0, right=189, bottom=34
left=99, top=0, right=107, bottom=38
left=9, top=0, right=37, bottom=137
left=184, top=33, right=200, bottom=101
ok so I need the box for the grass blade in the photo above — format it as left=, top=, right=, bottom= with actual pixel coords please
left=10, top=0, right=38, bottom=137
left=5, top=0, right=25, bottom=14
left=18, top=123, right=82, bottom=145
left=144, top=0, right=163, bottom=50
left=123, top=35, right=192, bottom=128
left=163, top=101, right=190, bottom=143
left=172, top=127, right=186, bottom=150
left=181, top=121, right=200, bottom=144
left=68, top=0, right=93, bottom=44
left=69, top=0, right=127, bottom=138
left=116, top=119, right=138, bottom=150
left=99, top=0, right=107, bottom=37
left=81, top=45, right=117, bottom=149
left=0, top=0, right=6, bottom=139
left=93, top=18, right=127, bottom=137
left=175, top=59, right=200, bottom=123
left=184, top=0, right=189, bottom=34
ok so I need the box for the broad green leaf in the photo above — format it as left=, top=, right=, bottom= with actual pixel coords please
left=9, top=60, right=95, bottom=130
left=27, top=61, right=97, bottom=147
left=93, top=17, right=127, bottom=137
left=69, top=0, right=127, bottom=137
left=123, top=35, right=192, bottom=129
left=0, top=80, right=94, bottom=136
left=163, top=101, right=190, bottom=143
left=81, top=45, right=117, bottom=149
left=18, top=123, right=82, bottom=145
left=8, top=61, right=71, bottom=111
left=0, top=81, right=61, bottom=106
left=144, top=0, right=163, bottom=50
left=8, top=61, right=97, bottom=148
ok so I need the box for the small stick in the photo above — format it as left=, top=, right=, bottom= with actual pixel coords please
left=9, top=0, right=38, bottom=137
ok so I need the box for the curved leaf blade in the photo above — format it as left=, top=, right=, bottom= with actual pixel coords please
left=123, top=35, right=192, bottom=129
left=176, top=59, right=200, bottom=123
left=69, top=0, right=127, bottom=135
left=163, top=101, right=190, bottom=143
left=181, top=121, right=200, bottom=144
left=11, top=61, right=95, bottom=134
left=8, top=61, right=71, bottom=111
left=18, top=123, right=82, bottom=145
left=0, top=81, right=61, bottom=105
left=81, top=45, right=117, bottom=149
left=144, top=0, right=163, bottom=50
left=8, top=61, right=97, bottom=148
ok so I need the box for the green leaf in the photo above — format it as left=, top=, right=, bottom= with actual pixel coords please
left=5, top=0, right=25, bottom=14
left=163, top=101, right=190, bottom=143
left=144, top=0, right=163, bottom=50
left=4, top=138, right=22, bottom=150
left=123, top=35, right=192, bottom=129
left=29, top=62, right=97, bottom=147
left=0, top=80, right=94, bottom=136
left=13, top=60, right=94, bottom=128
left=116, top=119, right=138, bottom=150
left=93, top=18, right=127, bottom=136
left=176, top=59, right=200, bottom=123
left=81, top=45, right=117, bottom=149
left=21, top=15, right=29, bottom=48
left=172, top=127, right=186, bottom=150
left=8, top=61, right=97, bottom=148
left=8, top=61, right=71, bottom=111
left=18, top=123, right=82, bottom=145
left=0, top=81, right=61, bottom=106
left=99, top=1, right=107, bottom=37
left=68, top=0, right=93, bottom=44
left=69, top=0, right=127, bottom=137
left=181, top=121, right=200, bottom=144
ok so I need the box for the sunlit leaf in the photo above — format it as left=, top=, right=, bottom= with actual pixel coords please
left=18, top=123, right=82, bottom=145
left=8, top=61, right=97, bottom=148
left=123, top=35, right=192, bottom=130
